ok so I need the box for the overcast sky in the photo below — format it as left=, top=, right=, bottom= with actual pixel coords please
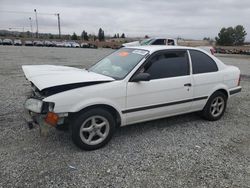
left=0, top=0, right=249, bottom=40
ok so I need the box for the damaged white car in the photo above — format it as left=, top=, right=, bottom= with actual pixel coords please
left=23, top=46, right=241, bottom=150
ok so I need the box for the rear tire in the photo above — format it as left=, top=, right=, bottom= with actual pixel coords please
left=71, top=108, right=116, bottom=150
left=201, top=91, right=227, bottom=121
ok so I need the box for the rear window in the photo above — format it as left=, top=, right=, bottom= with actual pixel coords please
left=189, top=50, right=218, bottom=74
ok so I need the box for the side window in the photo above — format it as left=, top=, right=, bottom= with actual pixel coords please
left=144, top=50, right=189, bottom=79
left=167, top=39, right=175, bottom=45
left=189, top=50, right=218, bottom=74
left=151, top=39, right=166, bottom=45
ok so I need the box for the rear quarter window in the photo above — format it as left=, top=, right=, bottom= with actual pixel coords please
left=189, top=50, right=218, bottom=74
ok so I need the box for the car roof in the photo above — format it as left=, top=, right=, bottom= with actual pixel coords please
left=124, top=45, right=198, bottom=53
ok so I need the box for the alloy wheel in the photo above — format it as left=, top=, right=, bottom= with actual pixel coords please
left=79, top=115, right=110, bottom=145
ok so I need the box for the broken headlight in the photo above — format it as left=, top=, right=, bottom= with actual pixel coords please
left=41, top=102, right=55, bottom=114
left=24, top=98, right=55, bottom=114
left=24, top=98, right=43, bottom=113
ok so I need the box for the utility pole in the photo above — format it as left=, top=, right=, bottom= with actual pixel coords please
left=56, top=13, right=61, bottom=39
left=34, top=9, right=39, bottom=38
left=29, top=17, right=33, bottom=38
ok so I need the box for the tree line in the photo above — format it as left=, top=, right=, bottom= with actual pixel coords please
left=71, top=28, right=126, bottom=41
left=215, top=25, right=247, bottom=46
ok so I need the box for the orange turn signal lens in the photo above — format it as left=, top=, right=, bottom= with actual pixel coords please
left=45, top=112, right=59, bottom=126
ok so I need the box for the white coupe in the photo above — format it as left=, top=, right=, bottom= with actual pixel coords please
left=23, top=46, right=241, bottom=150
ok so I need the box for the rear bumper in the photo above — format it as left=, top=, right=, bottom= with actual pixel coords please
left=229, top=86, right=242, bottom=95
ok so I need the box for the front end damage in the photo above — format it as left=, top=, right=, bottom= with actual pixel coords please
left=22, top=65, right=115, bottom=135
left=23, top=88, right=68, bottom=136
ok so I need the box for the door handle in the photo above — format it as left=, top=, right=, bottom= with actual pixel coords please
left=184, top=83, right=192, bottom=87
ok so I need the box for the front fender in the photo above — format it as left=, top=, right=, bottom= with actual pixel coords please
left=69, top=98, right=126, bottom=126
left=70, top=98, right=122, bottom=114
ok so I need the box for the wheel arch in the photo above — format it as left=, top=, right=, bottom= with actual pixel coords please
left=203, top=87, right=229, bottom=110
left=213, top=89, right=229, bottom=99
left=69, top=104, right=122, bottom=127
left=209, top=88, right=229, bottom=100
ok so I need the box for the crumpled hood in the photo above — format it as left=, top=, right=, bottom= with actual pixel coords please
left=22, top=65, right=114, bottom=91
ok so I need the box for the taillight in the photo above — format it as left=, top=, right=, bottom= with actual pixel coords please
left=210, top=47, right=215, bottom=55
left=238, top=75, right=241, bottom=86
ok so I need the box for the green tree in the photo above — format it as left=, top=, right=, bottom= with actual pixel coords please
left=49, top=34, right=54, bottom=39
left=216, top=25, right=247, bottom=46
left=81, top=30, right=89, bottom=41
left=71, top=32, right=78, bottom=40
left=121, top=33, right=125, bottom=38
left=234, top=25, right=247, bottom=45
left=203, top=37, right=210, bottom=41
left=98, top=28, right=105, bottom=41
left=113, top=34, right=117, bottom=38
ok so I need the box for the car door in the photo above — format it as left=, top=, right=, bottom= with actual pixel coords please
left=125, top=50, right=194, bottom=125
left=189, top=50, right=221, bottom=111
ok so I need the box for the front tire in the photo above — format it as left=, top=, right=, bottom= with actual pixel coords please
left=71, top=108, right=116, bottom=150
left=201, top=91, right=227, bottom=121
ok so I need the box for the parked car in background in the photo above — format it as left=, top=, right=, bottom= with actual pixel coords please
left=53, top=41, right=60, bottom=47
left=80, top=42, right=98, bottom=49
left=63, top=42, right=72, bottom=48
left=23, top=46, right=241, bottom=150
left=14, top=39, right=22, bottom=46
left=44, top=41, right=53, bottom=47
left=51, top=41, right=58, bottom=47
left=122, top=37, right=177, bottom=47
left=2, top=39, right=13, bottom=45
left=33, top=41, right=44, bottom=47
left=80, top=42, right=89, bottom=48
left=70, top=42, right=80, bottom=48
left=89, top=43, right=97, bottom=49
left=25, top=41, right=33, bottom=46
left=198, top=46, right=216, bottom=55
left=0, top=39, right=2, bottom=45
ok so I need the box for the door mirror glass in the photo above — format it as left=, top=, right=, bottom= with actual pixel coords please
left=131, top=73, right=151, bottom=82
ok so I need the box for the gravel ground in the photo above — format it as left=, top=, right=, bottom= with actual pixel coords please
left=0, top=46, right=249, bottom=188
left=216, top=54, right=250, bottom=77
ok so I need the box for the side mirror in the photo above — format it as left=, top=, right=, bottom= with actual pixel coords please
left=131, top=73, right=151, bottom=82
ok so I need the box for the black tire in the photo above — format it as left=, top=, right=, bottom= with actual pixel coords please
left=201, top=91, right=227, bottom=121
left=71, top=108, right=116, bottom=150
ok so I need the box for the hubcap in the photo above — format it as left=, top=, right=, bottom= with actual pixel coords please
left=210, top=96, right=225, bottom=117
left=79, top=116, right=110, bottom=145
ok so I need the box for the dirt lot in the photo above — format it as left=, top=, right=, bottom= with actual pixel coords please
left=0, top=46, right=249, bottom=188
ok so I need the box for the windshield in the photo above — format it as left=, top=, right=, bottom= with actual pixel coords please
left=89, top=48, right=148, bottom=79
left=140, top=38, right=154, bottom=45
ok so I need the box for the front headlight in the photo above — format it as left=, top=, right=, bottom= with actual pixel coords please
left=24, top=99, right=55, bottom=114
left=41, top=102, right=55, bottom=114
left=24, top=98, right=43, bottom=113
